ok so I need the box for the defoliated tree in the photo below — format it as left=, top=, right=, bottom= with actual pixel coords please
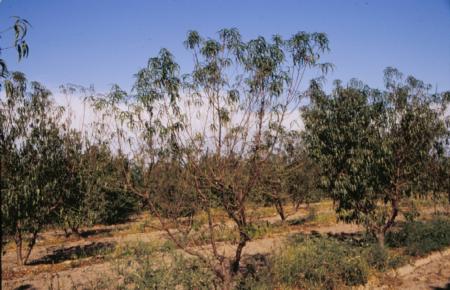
left=303, top=69, right=449, bottom=245
left=178, top=29, right=331, bottom=285
left=93, top=28, right=331, bottom=288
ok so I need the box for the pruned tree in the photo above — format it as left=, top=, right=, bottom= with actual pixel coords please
left=302, top=69, right=449, bottom=245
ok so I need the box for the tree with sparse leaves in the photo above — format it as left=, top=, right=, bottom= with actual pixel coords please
left=93, top=28, right=331, bottom=288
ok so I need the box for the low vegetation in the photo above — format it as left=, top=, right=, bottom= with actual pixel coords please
left=386, top=217, right=450, bottom=257
left=53, top=216, right=449, bottom=290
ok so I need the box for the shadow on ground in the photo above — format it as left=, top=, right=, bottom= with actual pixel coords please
left=13, top=284, right=36, bottom=290
left=287, top=217, right=308, bottom=226
left=78, top=228, right=116, bottom=238
left=433, top=283, right=450, bottom=290
left=27, top=241, right=116, bottom=265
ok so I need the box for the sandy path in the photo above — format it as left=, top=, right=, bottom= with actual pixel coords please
left=2, top=222, right=360, bottom=290
left=399, top=256, right=450, bottom=290
left=391, top=250, right=450, bottom=290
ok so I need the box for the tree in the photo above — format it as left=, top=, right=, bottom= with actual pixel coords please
left=255, top=130, right=320, bottom=221
left=1, top=73, right=68, bottom=264
left=57, top=85, right=141, bottom=236
left=302, top=69, right=449, bottom=245
left=92, top=28, right=331, bottom=288
left=283, top=136, right=321, bottom=211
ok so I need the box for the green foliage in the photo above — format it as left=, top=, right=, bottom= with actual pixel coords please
left=302, top=70, right=449, bottom=242
left=244, top=221, right=288, bottom=240
left=81, top=146, right=142, bottom=226
left=1, top=73, right=68, bottom=264
left=0, top=17, right=30, bottom=84
left=403, top=200, right=420, bottom=222
left=114, top=242, right=218, bottom=290
left=98, top=27, right=333, bottom=284
left=364, top=243, right=389, bottom=271
left=255, top=130, right=322, bottom=220
left=99, top=189, right=141, bottom=225
left=270, top=235, right=369, bottom=289
left=57, top=136, right=142, bottom=234
left=386, top=217, right=450, bottom=256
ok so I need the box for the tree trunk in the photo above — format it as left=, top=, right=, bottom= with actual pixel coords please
left=275, top=199, right=286, bottom=221
left=71, top=227, right=81, bottom=238
left=23, top=232, right=38, bottom=265
left=231, top=231, right=249, bottom=274
left=64, top=228, right=70, bottom=238
left=221, top=265, right=233, bottom=290
left=377, top=198, right=399, bottom=247
left=376, top=231, right=386, bottom=248
left=15, top=234, right=23, bottom=266
left=294, top=200, right=301, bottom=212
left=212, top=259, right=233, bottom=290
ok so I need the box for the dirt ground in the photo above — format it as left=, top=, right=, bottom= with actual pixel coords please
left=2, top=203, right=449, bottom=290
left=362, top=250, right=450, bottom=290
left=397, top=254, right=450, bottom=290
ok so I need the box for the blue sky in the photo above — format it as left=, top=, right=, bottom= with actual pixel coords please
left=1, top=0, right=450, bottom=94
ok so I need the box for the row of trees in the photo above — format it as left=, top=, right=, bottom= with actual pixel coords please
left=1, top=74, right=141, bottom=264
left=1, top=28, right=449, bottom=288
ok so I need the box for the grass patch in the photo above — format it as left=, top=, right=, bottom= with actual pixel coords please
left=110, top=241, right=217, bottom=289
left=386, top=217, right=450, bottom=257
left=269, top=234, right=370, bottom=289
left=245, top=221, right=290, bottom=240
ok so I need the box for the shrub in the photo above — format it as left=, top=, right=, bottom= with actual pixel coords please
left=365, top=243, right=388, bottom=271
left=403, top=200, right=420, bottom=222
left=386, top=217, right=450, bottom=256
left=98, top=189, right=141, bottom=225
left=306, top=206, right=318, bottom=222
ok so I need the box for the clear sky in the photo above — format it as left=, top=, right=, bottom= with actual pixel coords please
left=1, top=0, right=450, bottom=95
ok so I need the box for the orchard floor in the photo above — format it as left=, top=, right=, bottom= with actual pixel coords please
left=2, top=201, right=450, bottom=290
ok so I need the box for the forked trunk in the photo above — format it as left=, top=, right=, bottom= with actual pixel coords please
left=23, top=232, right=38, bottom=265
left=275, top=199, right=286, bottom=221
left=377, top=198, right=399, bottom=247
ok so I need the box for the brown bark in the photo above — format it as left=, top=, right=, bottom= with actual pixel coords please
left=275, top=199, right=286, bottom=221
left=377, top=198, right=399, bottom=247
left=15, top=232, right=23, bottom=265
left=23, top=231, right=38, bottom=265
left=231, top=230, right=249, bottom=274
